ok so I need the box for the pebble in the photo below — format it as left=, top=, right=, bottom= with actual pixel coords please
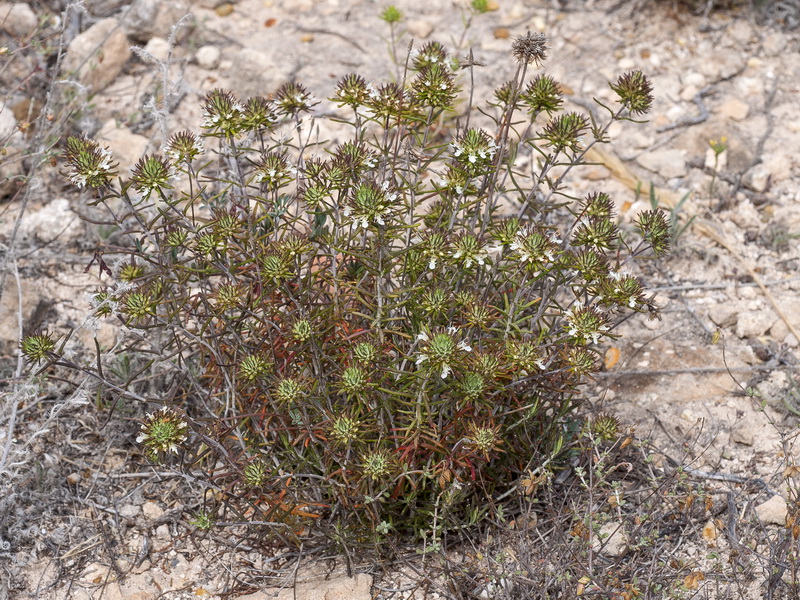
left=119, top=504, right=141, bottom=518
left=735, top=310, right=776, bottom=339
left=196, top=45, right=221, bottom=69
left=142, top=501, right=164, bottom=520
left=0, top=2, right=37, bottom=37
left=592, top=522, right=628, bottom=557
left=719, top=98, right=749, bottom=121
left=730, top=424, right=754, bottom=446
left=143, top=37, right=171, bottom=63
left=698, top=49, right=745, bottom=81
left=97, top=120, right=150, bottom=176
left=755, top=495, right=787, bottom=525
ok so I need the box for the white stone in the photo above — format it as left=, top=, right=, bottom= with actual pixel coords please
left=142, top=501, right=164, bottom=519
left=0, top=3, right=37, bottom=37
left=719, top=98, right=749, bottom=121
left=64, top=18, right=132, bottom=93
left=121, top=0, right=193, bottom=43
left=698, top=49, right=746, bottom=81
left=592, top=522, right=628, bottom=557
left=143, top=37, right=171, bottom=63
left=19, top=198, right=83, bottom=243
left=730, top=424, right=754, bottom=446
left=196, top=45, right=221, bottom=69
left=637, top=149, right=687, bottom=179
left=735, top=310, right=776, bottom=339
left=755, top=495, right=787, bottom=525
left=119, top=504, right=140, bottom=518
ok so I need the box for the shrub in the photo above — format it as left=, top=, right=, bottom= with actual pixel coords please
left=36, top=32, right=668, bottom=546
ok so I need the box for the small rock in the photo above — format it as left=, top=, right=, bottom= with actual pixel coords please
left=19, top=198, right=83, bottom=243
left=121, top=0, right=192, bottom=43
left=719, top=98, right=749, bottom=121
left=637, top=149, right=687, bottom=179
left=119, top=504, right=141, bottom=518
left=226, top=47, right=293, bottom=98
left=196, top=45, right=221, bottom=69
left=755, top=495, right=787, bottom=525
left=730, top=424, right=754, bottom=446
left=215, top=2, right=234, bottom=16
left=735, top=310, right=776, bottom=339
left=407, top=19, right=434, bottom=39
left=143, top=37, right=171, bottom=63
left=64, top=18, right=132, bottom=93
left=493, top=27, right=510, bottom=40
left=0, top=3, right=38, bottom=37
left=155, top=524, right=171, bottom=540
left=684, top=72, right=706, bottom=88
left=592, top=522, right=628, bottom=557
left=704, top=147, right=727, bottom=171
left=707, top=302, right=738, bottom=328
left=142, top=501, right=164, bottom=520
left=0, top=102, right=17, bottom=139
left=698, top=49, right=745, bottom=81
left=66, top=472, right=81, bottom=485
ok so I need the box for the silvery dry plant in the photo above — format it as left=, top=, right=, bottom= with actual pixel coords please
left=26, top=32, right=669, bottom=543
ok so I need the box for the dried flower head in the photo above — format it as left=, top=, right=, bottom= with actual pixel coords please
left=511, top=31, right=548, bottom=66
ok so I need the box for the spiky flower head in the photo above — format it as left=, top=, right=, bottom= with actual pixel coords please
left=413, top=41, right=449, bottom=70
left=334, top=141, right=377, bottom=176
left=21, top=331, right=57, bottom=363
left=338, top=366, right=371, bottom=397
left=467, top=422, right=503, bottom=458
left=505, top=339, right=546, bottom=373
left=165, top=227, right=189, bottom=248
left=460, top=372, right=486, bottom=402
left=411, top=64, right=460, bottom=109
left=597, top=270, right=644, bottom=310
left=380, top=5, right=402, bottom=23
left=592, top=413, right=621, bottom=441
left=239, top=355, right=270, bottom=382
left=137, top=406, right=188, bottom=456
left=570, top=248, right=610, bottom=283
left=635, top=209, right=671, bottom=257
left=118, top=261, right=145, bottom=282
left=417, top=229, right=450, bottom=271
left=564, top=303, right=610, bottom=346
left=253, top=151, right=295, bottom=190
left=582, top=192, right=616, bottom=220
left=511, top=31, right=548, bottom=66
left=367, top=82, right=412, bottom=120
left=610, top=70, right=654, bottom=116
left=123, top=291, right=156, bottom=321
left=241, top=96, right=278, bottom=132
left=520, top=74, right=563, bottom=118
left=462, top=301, right=496, bottom=331
left=510, top=225, right=562, bottom=274
left=333, top=73, right=372, bottom=108
left=353, top=341, right=379, bottom=365
left=362, top=450, right=392, bottom=481
left=260, top=250, right=293, bottom=284
left=416, top=326, right=472, bottom=379
left=275, top=82, right=314, bottom=116
left=194, top=232, right=221, bottom=257
left=130, top=154, right=173, bottom=199
left=243, top=460, right=269, bottom=487
left=274, top=376, right=304, bottom=404
left=451, top=128, right=498, bottom=176
left=330, top=415, right=361, bottom=446
left=91, top=290, right=115, bottom=317
left=291, top=318, right=313, bottom=343
left=343, top=181, right=397, bottom=229
left=542, top=112, right=589, bottom=153
left=572, top=217, right=618, bottom=251
left=201, top=89, right=244, bottom=137
left=565, top=346, right=597, bottom=377
left=418, top=288, right=450, bottom=320
left=452, top=233, right=488, bottom=269
left=490, top=217, right=521, bottom=248
left=493, top=80, right=517, bottom=108
left=164, top=130, right=204, bottom=164
left=63, top=136, right=117, bottom=189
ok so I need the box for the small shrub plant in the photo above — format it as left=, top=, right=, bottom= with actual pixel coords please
left=27, top=31, right=669, bottom=545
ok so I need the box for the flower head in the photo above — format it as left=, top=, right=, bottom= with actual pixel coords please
left=450, top=128, right=498, bottom=176
left=137, top=407, right=189, bottom=457
left=201, top=89, right=244, bottom=137
left=343, top=181, right=396, bottom=229
left=416, top=326, right=472, bottom=378
left=63, top=136, right=117, bottom=189
left=20, top=331, right=57, bottom=363
left=610, top=70, right=654, bottom=116
left=130, top=154, right=173, bottom=199
left=164, top=131, right=204, bottom=164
